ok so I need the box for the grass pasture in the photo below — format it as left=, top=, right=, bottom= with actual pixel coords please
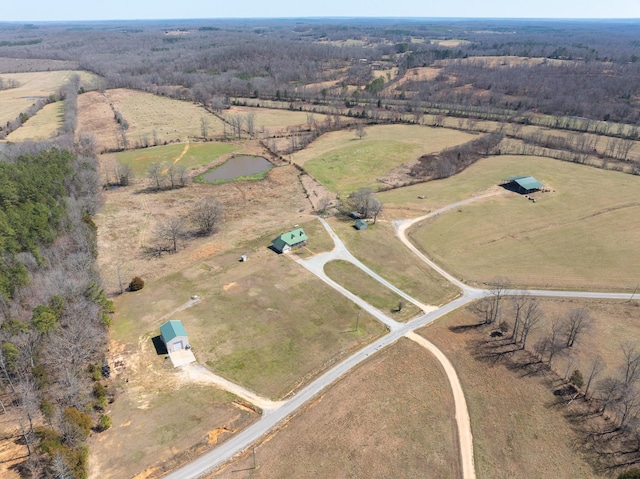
left=292, top=124, right=475, bottom=194
left=327, top=218, right=459, bottom=306
left=420, top=306, right=606, bottom=479
left=221, top=105, right=327, bottom=135
left=78, top=89, right=226, bottom=151
left=324, top=260, right=422, bottom=321
left=0, top=70, right=96, bottom=125
left=212, top=338, right=457, bottom=479
left=408, top=155, right=640, bottom=291
left=113, top=142, right=240, bottom=176
left=112, top=230, right=386, bottom=399
left=5, top=100, right=63, bottom=141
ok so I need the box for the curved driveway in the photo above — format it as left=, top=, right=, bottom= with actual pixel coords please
left=163, top=194, right=634, bottom=479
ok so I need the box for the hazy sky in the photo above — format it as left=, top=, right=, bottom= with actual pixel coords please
left=3, top=0, right=640, bottom=22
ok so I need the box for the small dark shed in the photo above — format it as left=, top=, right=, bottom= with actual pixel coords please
left=354, top=219, right=368, bottom=230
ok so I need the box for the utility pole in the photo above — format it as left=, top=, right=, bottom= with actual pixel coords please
left=354, top=310, right=360, bottom=332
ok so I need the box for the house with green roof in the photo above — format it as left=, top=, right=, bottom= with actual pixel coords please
left=160, top=319, right=190, bottom=352
left=272, top=228, right=308, bottom=253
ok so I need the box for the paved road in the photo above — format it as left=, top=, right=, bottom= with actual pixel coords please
left=163, top=193, right=634, bottom=479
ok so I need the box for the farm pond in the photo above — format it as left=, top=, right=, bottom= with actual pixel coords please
left=198, top=155, right=273, bottom=183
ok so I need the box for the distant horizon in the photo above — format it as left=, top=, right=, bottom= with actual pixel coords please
left=4, top=0, right=640, bottom=23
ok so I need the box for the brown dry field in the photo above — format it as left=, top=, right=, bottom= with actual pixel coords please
left=0, top=70, right=97, bottom=125
left=211, top=338, right=457, bottom=479
left=96, top=146, right=313, bottom=293
left=5, top=100, right=63, bottom=142
left=221, top=105, right=328, bottom=137
left=77, top=89, right=225, bottom=152
left=418, top=301, right=626, bottom=479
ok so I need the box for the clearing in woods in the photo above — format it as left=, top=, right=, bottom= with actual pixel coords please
left=291, top=124, right=476, bottom=194
left=210, top=339, right=458, bottom=479
left=408, top=155, right=640, bottom=291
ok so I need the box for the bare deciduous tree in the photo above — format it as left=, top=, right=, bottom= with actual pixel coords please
left=192, top=198, right=223, bottom=236
left=584, top=355, right=606, bottom=399
left=519, top=297, right=543, bottom=348
left=355, top=122, right=366, bottom=139
left=563, top=307, right=593, bottom=348
left=154, top=217, right=186, bottom=252
left=200, top=116, right=210, bottom=139
left=147, top=162, right=165, bottom=190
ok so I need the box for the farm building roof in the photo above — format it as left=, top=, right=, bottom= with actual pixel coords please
left=160, top=320, right=188, bottom=342
left=503, top=176, right=544, bottom=191
left=354, top=219, right=368, bottom=230
left=273, top=228, right=308, bottom=248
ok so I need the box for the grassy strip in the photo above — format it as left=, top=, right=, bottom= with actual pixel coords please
left=323, top=259, right=421, bottom=322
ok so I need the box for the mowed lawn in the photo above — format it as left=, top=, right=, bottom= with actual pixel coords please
left=324, top=260, right=422, bottom=322
left=292, top=124, right=475, bottom=194
left=327, top=218, right=459, bottom=306
left=112, top=230, right=386, bottom=399
left=211, top=339, right=457, bottom=479
left=396, top=155, right=639, bottom=291
left=6, top=101, right=63, bottom=141
left=0, top=70, right=96, bottom=125
left=114, top=142, right=240, bottom=176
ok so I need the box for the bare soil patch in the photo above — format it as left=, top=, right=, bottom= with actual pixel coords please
left=210, top=338, right=457, bottom=479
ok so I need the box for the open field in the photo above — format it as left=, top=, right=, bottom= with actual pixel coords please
left=111, top=142, right=241, bottom=177
left=419, top=306, right=607, bottom=479
left=324, top=260, right=422, bottom=321
left=326, top=217, right=459, bottom=306
left=211, top=338, right=457, bottom=479
left=89, top=382, right=255, bottom=479
left=112, top=233, right=385, bottom=399
left=408, top=155, right=640, bottom=291
left=291, top=124, right=475, bottom=194
left=78, top=89, right=226, bottom=151
left=5, top=100, right=63, bottom=141
left=0, top=57, right=79, bottom=73
left=221, top=105, right=327, bottom=135
left=0, top=70, right=97, bottom=125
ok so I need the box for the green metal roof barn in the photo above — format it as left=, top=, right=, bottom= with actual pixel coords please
left=502, top=176, right=544, bottom=193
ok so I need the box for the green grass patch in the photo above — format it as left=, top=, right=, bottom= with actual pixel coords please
left=115, top=142, right=239, bottom=176
left=292, top=124, right=474, bottom=195
left=327, top=218, right=458, bottom=306
left=323, top=260, right=421, bottom=321
left=405, top=155, right=640, bottom=291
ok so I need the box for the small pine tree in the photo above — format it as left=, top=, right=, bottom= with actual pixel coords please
left=129, top=276, right=144, bottom=292
left=618, top=468, right=640, bottom=479
left=97, top=414, right=112, bottom=432
left=569, top=369, right=584, bottom=389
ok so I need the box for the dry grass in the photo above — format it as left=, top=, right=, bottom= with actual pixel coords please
left=221, top=105, right=327, bottom=135
left=211, top=338, right=457, bottom=479
left=291, top=124, right=475, bottom=194
left=326, top=217, right=459, bottom=306
left=88, top=382, right=256, bottom=479
left=0, top=70, right=96, bottom=125
left=111, top=230, right=385, bottom=399
left=419, top=308, right=606, bottom=479
left=0, top=57, right=79, bottom=73
left=77, top=89, right=226, bottom=151
left=5, top=101, right=63, bottom=141
left=408, top=155, right=640, bottom=291
left=324, top=259, right=422, bottom=321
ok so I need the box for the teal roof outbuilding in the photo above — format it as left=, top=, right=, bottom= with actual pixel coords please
left=503, top=176, right=544, bottom=191
left=160, top=320, right=188, bottom=342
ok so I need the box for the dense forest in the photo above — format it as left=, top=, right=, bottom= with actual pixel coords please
left=0, top=18, right=639, bottom=125
left=0, top=140, right=109, bottom=477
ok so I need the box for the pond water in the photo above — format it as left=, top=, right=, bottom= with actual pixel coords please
left=200, top=156, right=272, bottom=182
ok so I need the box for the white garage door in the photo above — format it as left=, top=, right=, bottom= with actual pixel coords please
left=173, top=341, right=183, bottom=351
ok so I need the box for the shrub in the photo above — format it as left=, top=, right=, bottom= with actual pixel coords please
left=618, top=469, right=640, bottom=479
left=97, top=414, right=112, bottom=432
left=129, top=276, right=144, bottom=292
